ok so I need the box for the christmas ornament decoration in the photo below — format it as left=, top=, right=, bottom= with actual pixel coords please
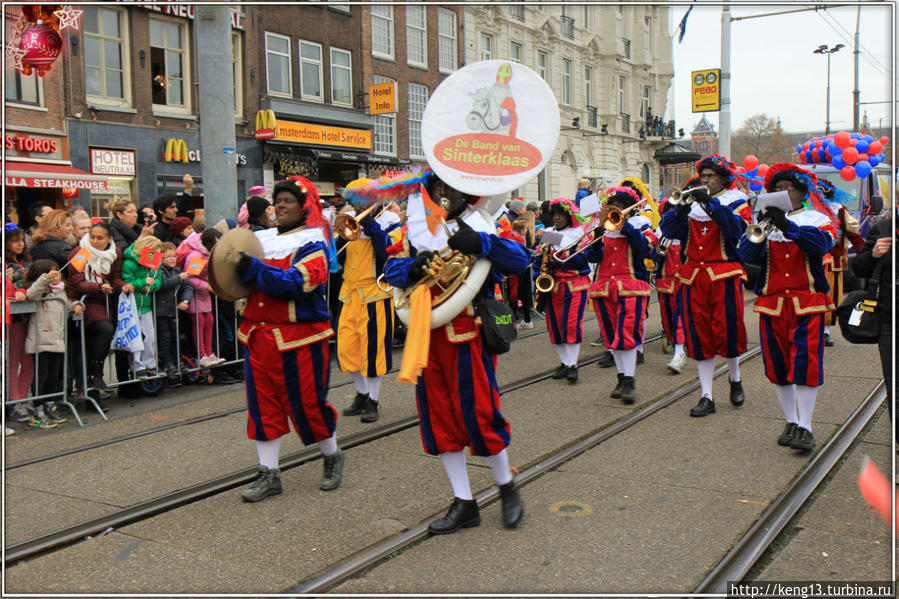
left=53, top=5, right=82, bottom=32
left=7, top=4, right=82, bottom=78
left=18, top=23, right=62, bottom=76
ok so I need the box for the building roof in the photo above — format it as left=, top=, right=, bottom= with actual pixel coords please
left=691, top=115, right=716, bottom=135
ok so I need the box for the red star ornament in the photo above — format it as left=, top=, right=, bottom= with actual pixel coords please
left=53, top=5, right=82, bottom=32
left=10, top=13, right=28, bottom=37
left=5, top=41, right=27, bottom=72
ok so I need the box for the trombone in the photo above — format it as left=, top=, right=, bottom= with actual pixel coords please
left=552, top=199, right=648, bottom=264
left=334, top=202, right=391, bottom=255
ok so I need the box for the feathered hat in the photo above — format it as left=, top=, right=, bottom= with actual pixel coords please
left=339, top=168, right=432, bottom=207
left=604, top=186, right=642, bottom=209
left=549, top=197, right=585, bottom=225
left=619, top=177, right=659, bottom=226
left=764, top=163, right=838, bottom=226
left=695, top=153, right=738, bottom=189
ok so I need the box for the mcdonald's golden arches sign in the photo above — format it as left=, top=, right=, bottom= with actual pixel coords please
left=255, top=110, right=279, bottom=140
left=163, top=138, right=189, bottom=162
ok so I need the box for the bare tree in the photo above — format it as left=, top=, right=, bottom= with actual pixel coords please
left=731, top=114, right=797, bottom=167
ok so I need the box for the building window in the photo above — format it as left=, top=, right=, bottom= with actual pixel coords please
left=150, top=17, right=188, bottom=109
left=265, top=32, right=292, bottom=96
left=584, top=66, right=592, bottom=107
left=371, top=5, right=394, bottom=60
left=438, top=8, right=457, bottom=73
left=622, top=38, right=632, bottom=59
left=479, top=33, right=492, bottom=61
left=641, top=85, right=651, bottom=119
left=510, top=3, right=525, bottom=22
left=406, top=5, right=427, bottom=67
left=408, top=82, right=428, bottom=158
left=537, top=51, right=547, bottom=80
left=299, top=40, right=323, bottom=101
left=373, top=75, right=396, bottom=155
left=510, top=42, right=521, bottom=63
left=4, top=66, right=40, bottom=105
left=327, top=0, right=351, bottom=14
left=232, top=32, right=243, bottom=116
left=330, top=47, right=352, bottom=106
left=618, top=75, right=627, bottom=113
left=561, top=59, right=571, bottom=105
left=83, top=6, right=129, bottom=105
left=645, top=15, right=655, bottom=57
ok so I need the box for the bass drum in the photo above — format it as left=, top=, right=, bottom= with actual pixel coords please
left=394, top=257, right=492, bottom=329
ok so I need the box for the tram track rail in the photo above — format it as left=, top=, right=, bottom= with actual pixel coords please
left=3, top=327, right=655, bottom=565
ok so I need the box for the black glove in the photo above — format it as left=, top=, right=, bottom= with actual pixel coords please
left=447, top=220, right=483, bottom=255
left=235, top=251, right=254, bottom=279
left=762, top=206, right=789, bottom=231
left=358, top=211, right=375, bottom=230
left=688, top=187, right=712, bottom=204
left=408, top=250, right=435, bottom=281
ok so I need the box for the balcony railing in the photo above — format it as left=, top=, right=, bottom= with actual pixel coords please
left=510, top=5, right=525, bottom=22
left=619, top=113, right=631, bottom=134
left=561, top=16, right=575, bottom=39
left=621, top=38, right=632, bottom=59
left=586, top=106, right=598, bottom=128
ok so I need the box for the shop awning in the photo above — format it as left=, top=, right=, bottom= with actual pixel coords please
left=4, top=161, right=110, bottom=191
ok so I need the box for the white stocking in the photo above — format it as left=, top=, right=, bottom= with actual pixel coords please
left=440, top=451, right=472, bottom=500
left=484, top=448, right=513, bottom=486
left=365, top=376, right=381, bottom=402
left=697, top=358, right=716, bottom=399
left=318, top=434, right=338, bottom=457
left=725, top=356, right=741, bottom=382
left=795, top=385, right=817, bottom=432
left=774, top=384, right=797, bottom=423
left=255, top=437, right=282, bottom=469
left=350, top=371, right=368, bottom=395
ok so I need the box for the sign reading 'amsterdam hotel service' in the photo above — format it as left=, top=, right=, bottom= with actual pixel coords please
left=274, top=120, right=372, bottom=151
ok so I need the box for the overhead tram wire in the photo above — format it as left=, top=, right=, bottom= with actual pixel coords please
left=815, top=9, right=889, bottom=76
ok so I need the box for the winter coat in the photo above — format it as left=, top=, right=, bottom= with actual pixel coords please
left=121, top=245, right=163, bottom=314
left=110, top=217, right=141, bottom=251
left=25, top=273, right=80, bottom=353
left=155, top=263, right=194, bottom=318
left=66, top=244, right=126, bottom=327
left=182, top=233, right=213, bottom=314
left=30, top=236, right=73, bottom=271
left=6, top=257, right=30, bottom=290
left=152, top=220, right=173, bottom=243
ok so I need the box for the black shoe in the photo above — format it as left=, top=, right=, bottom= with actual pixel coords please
left=777, top=422, right=798, bottom=446
left=790, top=427, right=816, bottom=452
left=824, top=332, right=834, bottom=347
left=213, top=371, right=240, bottom=385
left=566, top=365, right=578, bottom=384
left=636, top=350, right=645, bottom=365
left=610, top=373, right=625, bottom=398
left=597, top=350, right=614, bottom=368
left=620, top=376, right=635, bottom=405
left=320, top=450, right=346, bottom=491
left=690, top=396, right=716, bottom=417
left=729, top=379, right=745, bottom=407
left=360, top=398, right=380, bottom=423
left=498, top=480, right=524, bottom=529
left=343, top=392, right=369, bottom=416
left=87, top=375, right=110, bottom=392
left=241, top=466, right=283, bottom=502
left=428, top=497, right=481, bottom=535
left=552, top=364, right=569, bottom=379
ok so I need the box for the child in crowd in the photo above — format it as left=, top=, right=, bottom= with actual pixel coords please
left=25, top=260, right=84, bottom=428
left=183, top=228, right=224, bottom=367
left=510, top=219, right=534, bottom=329
left=155, top=242, right=193, bottom=382
left=122, top=236, right=163, bottom=378
left=5, top=224, right=35, bottom=422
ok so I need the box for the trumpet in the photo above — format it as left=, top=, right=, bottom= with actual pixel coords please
left=552, top=199, right=648, bottom=263
left=656, top=236, right=673, bottom=256
left=744, top=219, right=775, bottom=244
left=668, top=185, right=710, bottom=206
left=534, top=246, right=555, bottom=294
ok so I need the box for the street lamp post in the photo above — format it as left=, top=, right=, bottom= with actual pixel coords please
left=813, top=43, right=845, bottom=135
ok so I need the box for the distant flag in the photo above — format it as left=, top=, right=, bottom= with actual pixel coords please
left=420, top=184, right=448, bottom=236
left=185, top=256, right=207, bottom=274
left=678, top=2, right=695, bottom=44
left=66, top=246, right=92, bottom=273
left=138, top=247, right=163, bottom=270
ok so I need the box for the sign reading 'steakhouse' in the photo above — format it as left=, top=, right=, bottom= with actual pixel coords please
left=421, top=60, right=559, bottom=197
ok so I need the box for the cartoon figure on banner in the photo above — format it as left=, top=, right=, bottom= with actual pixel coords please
left=5, top=5, right=82, bottom=77
left=466, top=62, right=518, bottom=137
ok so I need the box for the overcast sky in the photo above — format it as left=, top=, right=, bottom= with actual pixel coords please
left=666, top=1, right=893, bottom=137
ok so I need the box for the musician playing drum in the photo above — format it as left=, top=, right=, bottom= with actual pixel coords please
left=737, top=164, right=838, bottom=452
left=659, top=154, right=751, bottom=418
left=383, top=174, right=529, bottom=535
left=233, top=177, right=346, bottom=502
left=584, top=187, right=654, bottom=403
left=535, top=198, right=591, bottom=383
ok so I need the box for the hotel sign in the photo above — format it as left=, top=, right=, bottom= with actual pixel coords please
left=90, top=148, right=136, bottom=176
left=274, top=120, right=372, bottom=150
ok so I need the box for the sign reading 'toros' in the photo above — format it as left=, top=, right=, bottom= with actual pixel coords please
left=421, top=60, right=559, bottom=197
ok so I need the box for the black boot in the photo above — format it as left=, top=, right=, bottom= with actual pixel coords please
left=729, top=379, right=745, bottom=407
left=552, top=363, right=569, bottom=379
left=619, top=375, right=635, bottom=404
left=498, top=480, right=524, bottom=529
left=597, top=350, right=614, bottom=368
left=343, top=392, right=369, bottom=416
left=428, top=497, right=481, bottom=535
left=690, top=396, right=716, bottom=417
left=566, top=365, right=578, bottom=384
left=610, top=373, right=625, bottom=398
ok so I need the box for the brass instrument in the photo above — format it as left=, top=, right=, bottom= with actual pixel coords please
left=552, top=199, right=648, bottom=264
left=668, top=185, right=710, bottom=206
left=534, top=246, right=555, bottom=294
left=744, top=219, right=775, bottom=244
left=335, top=203, right=389, bottom=255
left=656, top=237, right=673, bottom=256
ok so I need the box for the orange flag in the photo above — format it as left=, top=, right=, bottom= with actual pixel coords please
left=857, top=456, right=898, bottom=533
left=138, top=246, right=163, bottom=270
left=421, top=184, right=447, bottom=236
left=67, top=246, right=92, bottom=273
left=185, top=256, right=207, bottom=274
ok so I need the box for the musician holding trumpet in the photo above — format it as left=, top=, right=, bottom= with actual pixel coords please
left=583, top=187, right=655, bottom=403
left=737, top=164, right=838, bottom=452
left=659, top=154, right=752, bottom=418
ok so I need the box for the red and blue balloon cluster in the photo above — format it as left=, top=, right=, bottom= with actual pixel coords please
left=796, top=131, right=889, bottom=182
left=735, top=155, right=767, bottom=192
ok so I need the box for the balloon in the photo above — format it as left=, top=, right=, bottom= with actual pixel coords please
left=817, top=148, right=827, bottom=162
left=862, top=135, right=874, bottom=143
left=857, top=153, right=869, bottom=162
left=856, top=140, right=869, bottom=153
left=757, top=164, right=769, bottom=177
left=827, top=142, right=841, bottom=156
left=840, top=166, right=856, bottom=181
left=855, top=161, right=872, bottom=178
left=749, top=181, right=763, bottom=192
left=737, top=166, right=746, bottom=174
left=868, top=141, right=882, bottom=154
left=850, top=132, right=861, bottom=139
left=832, top=155, right=847, bottom=169
left=842, top=146, right=859, bottom=164
left=869, top=155, right=880, bottom=167
left=796, top=145, right=803, bottom=154
left=834, top=131, right=851, bottom=149
left=799, top=153, right=807, bottom=164
left=879, top=136, right=889, bottom=146
left=743, top=155, right=759, bottom=171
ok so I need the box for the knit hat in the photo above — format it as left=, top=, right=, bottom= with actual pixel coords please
left=246, top=196, right=270, bottom=221
left=695, top=153, right=738, bottom=189
left=169, top=216, right=193, bottom=237
left=765, top=163, right=838, bottom=227
left=509, top=198, right=525, bottom=214
left=526, top=201, right=540, bottom=212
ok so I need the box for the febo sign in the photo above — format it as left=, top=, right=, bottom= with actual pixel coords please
left=422, top=60, right=559, bottom=197
left=90, top=148, right=135, bottom=176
